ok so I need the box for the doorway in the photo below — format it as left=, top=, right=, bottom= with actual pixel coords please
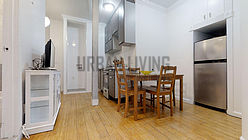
left=67, top=22, right=87, bottom=93
left=63, top=15, right=93, bottom=94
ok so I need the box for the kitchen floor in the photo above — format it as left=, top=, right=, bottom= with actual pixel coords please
left=25, top=93, right=241, bottom=140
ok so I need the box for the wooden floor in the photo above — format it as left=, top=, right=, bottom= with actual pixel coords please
left=26, top=93, right=241, bottom=140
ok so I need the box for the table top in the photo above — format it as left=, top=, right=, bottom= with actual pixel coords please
left=119, top=74, right=184, bottom=81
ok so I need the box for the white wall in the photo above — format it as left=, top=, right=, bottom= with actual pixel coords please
left=17, top=0, right=45, bottom=138
left=240, top=0, right=248, bottom=139
left=49, top=19, right=64, bottom=90
left=48, top=18, right=106, bottom=93
left=230, top=0, right=242, bottom=117
left=0, top=0, right=3, bottom=137
left=45, top=25, right=50, bottom=42
left=135, top=0, right=243, bottom=116
left=136, top=0, right=168, bottom=67
left=163, top=0, right=243, bottom=116
left=135, top=0, right=195, bottom=101
left=67, top=23, right=87, bottom=90
left=98, top=23, right=106, bottom=68
left=165, top=0, right=194, bottom=102
left=0, top=0, right=2, bottom=65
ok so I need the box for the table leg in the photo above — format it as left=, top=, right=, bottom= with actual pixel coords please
left=180, top=77, right=183, bottom=111
left=173, top=86, right=175, bottom=106
left=134, top=78, right=138, bottom=121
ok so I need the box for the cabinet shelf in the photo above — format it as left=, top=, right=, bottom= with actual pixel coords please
left=31, top=88, right=49, bottom=91
left=30, top=96, right=49, bottom=102
left=31, top=89, right=49, bottom=97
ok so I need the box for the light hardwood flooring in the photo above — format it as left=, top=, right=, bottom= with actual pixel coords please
left=25, top=93, right=241, bottom=140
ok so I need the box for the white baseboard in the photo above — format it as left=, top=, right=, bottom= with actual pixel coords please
left=175, top=96, right=194, bottom=104
left=27, top=124, right=54, bottom=135
left=65, top=90, right=90, bottom=94
left=227, top=110, right=242, bottom=118
left=240, top=136, right=246, bottom=140
left=26, top=103, right=61, bottom=135
left=92, top=99, right=99, bottom=106
left=12, top=129, right=22, bottom=140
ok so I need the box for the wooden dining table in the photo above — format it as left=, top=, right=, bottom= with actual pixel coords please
left=120, top=74, right=184, bottom=121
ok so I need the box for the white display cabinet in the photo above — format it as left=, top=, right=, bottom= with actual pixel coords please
left=25, top=70, right=61, bottom=135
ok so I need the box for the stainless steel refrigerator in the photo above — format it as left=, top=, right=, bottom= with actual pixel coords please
left=194, top=36, right=227, bottom=110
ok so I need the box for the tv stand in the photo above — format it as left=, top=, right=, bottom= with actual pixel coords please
left=39, top=67, right=57, bottom=70
left=25, top=70, right=61, bottom=135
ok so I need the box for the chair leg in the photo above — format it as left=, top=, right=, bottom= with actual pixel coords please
left=153, top=95, right=155, bottom=107
left=162, top=95, right=165, bottom=110
left=117, top=90, right=121, bottom=112
left=124, top=95, right=129, bottom=118
left=173, top=88, right=176, bottom=106
left=150, top=94, right=153, bottom=106
left=170, top=94, right=173, bottom=116
left=140, top=94, right=143, bottom=106
left=143, top=93, right=146, bottom=113
left=157, top=95, right=160, bottom=119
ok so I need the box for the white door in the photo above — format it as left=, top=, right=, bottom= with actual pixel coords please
left=207, top=0, right=225, bottom=19
left=66, top=22, right=87, bottom=92
left=67, top=26, right=80, bottom=90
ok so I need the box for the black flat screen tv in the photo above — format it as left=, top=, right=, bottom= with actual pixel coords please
left=44, top=39, right=55, bottom=68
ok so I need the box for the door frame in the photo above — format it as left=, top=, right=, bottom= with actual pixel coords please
left=63, top=15, right=92, bottom=94
left=1, top=0, right=20, bottom=139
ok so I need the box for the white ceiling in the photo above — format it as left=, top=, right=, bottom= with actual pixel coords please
left=149, top=0, right=178, bottom=8
left=46, top=0, right=178, bottom=22
left=99, top=0, right=179, bottom=23
left=46, top=0, right=91, bottom=20
left=99, top=0, right=121, bottom=23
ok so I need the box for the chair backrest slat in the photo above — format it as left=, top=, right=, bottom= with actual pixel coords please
left=157, top=66, right=177, bottom=93
left=114, top=58, right=129, bottom=95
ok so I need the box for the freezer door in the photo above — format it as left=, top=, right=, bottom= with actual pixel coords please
left=194, top=63, right=227, bottom=110
left=195, top=36, right=227, bottom=61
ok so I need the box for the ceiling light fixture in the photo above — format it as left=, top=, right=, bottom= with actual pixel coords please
left=103, top=3, right=115, bottom=12
left=45, top=16, right=50, bottom=28
left=72, top=43, right=76, bottom=47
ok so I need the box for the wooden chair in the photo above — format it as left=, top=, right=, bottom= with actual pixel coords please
left=128, top=68, right=143, bottom=105
left=144, top=66, right=177, bottom=118
left=114, top=58, right=147, bottom=118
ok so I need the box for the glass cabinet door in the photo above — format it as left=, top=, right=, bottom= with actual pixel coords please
left=30, top=100, right=49, bottom=123
left=30, top=75, right=50, bottom=124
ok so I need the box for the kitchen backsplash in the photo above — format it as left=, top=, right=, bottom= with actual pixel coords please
left=105, top=45, right=136, bottom=67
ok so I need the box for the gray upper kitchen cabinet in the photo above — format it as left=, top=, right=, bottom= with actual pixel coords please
left=118, top=0, right=136, bottom=46
left=105, top=0, right=135, bottom=54
left=111, top=10, right=119, bottom=35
